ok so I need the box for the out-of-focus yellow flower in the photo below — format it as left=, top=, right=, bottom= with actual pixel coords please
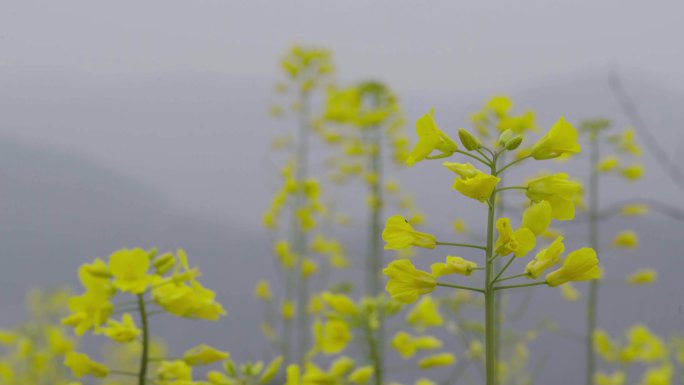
left=597, top=156, right=619, bottom=172
left=383, top=260, right=436, bottom=304
left=443, top=162, right=500, bottom=202
left=314, top=320, right=351, bottom=354
left=431, top=256, right=477, bottom=277
left=495, top=218, right=536, bottom=258
left=613, top=231, right=638, bottom=248
left=467, top=340, right=484, bottom=359
left=594, top=330, right=619, bottom=363
left=382, top=215, right=436, bottom=250
left=284, top=364, right=300, bottom=385
left=487, top=96, right=512, bottom=118
left=560, top=282, right=580, bottom=301
left=64, top=352, right=109, bottom=378
left=301, top=259, right=318, bottom=278
left=418, top=353, right=456, bottom=369
left=617, top=128, right=641, bottom=156
left=348, top=366, right=374, bottom=384
left=255, top=280, right=272, bottom=301
left=639, top=365, right=671, bottom=385
left=452, top=218, right=468, bottom=233
left=521, top=201, right=552, bottom=236
left=526, top=173, right=582, bottom=220
left=158, top=360, right=193, bottom=382
left=281, top=301, right=295, bottom=320
left=621, top=164, right=644, bottom=181
left=102, top=313, right=140, bottom=343
left=525, top=236, right=564, bottom=279
left=274, top=240, right=297, bottom=269
left=595, top=371, right=626, bottom=385
left=62, top=290, right=113, bottom=336
left=259, top=356, right=283, bottom=384
left=407, top=296, right=443, bottom=329
left=322, top=292, right=358, bottom=316
left=108, top=248, right=153, bottom=294
left=328, top=356, right=355, bottom=377
left=546, top=248, right=601, bottom=287
left=406, top=109, right=458, bottom=166
left=621, top=204, right=649, bottom=216
left=391, top=332, right=442, bottom=358
left=183, top=344, right=229, bottom=366
left=626, top=269, right=657, bottom=285
left=530, top=117, right=580, bottom=160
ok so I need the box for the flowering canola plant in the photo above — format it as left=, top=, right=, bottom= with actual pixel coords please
left=381, top=108, right=601, bottom=385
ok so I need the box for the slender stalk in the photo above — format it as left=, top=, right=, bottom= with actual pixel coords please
left=586, top=129, right=600, bottom=385
left=494, top=186, right=528, bottom=193
left=484, top=154, right=499, bottom=385
left=491, top=255, right=516, bottom=283
left=495, top=273, right=527, bottom=283
left=137, top=294, right=149, bottom=385
left=455, top=149, right=491, bottom=166
left=495, top=155, right=531, bottom=176
left=494, top=282, right=546, bottom=291
left=435, top=241, right=487, bottom=251
left=437, top=282, right=485, bottom=294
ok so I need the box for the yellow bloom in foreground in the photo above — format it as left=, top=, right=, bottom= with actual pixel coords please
left=546, top=248, right=601, bottom=287
left=443, top=162, right=500, bottom=202
left=406, top=109, right=458, bottom=166
left=597, top=156, right=619, bottom=172
left=65, top=352, right=109, bottom=378
left=623, top=325, right=667, bottom=363
left=639, top=365, right=671, bottom=385
left=314, top=320, right=352, bottom=354
left=521, top=201, right=552, bottom=236
left=495, top=218, right=536, bottom=258
left=158, top=360, right=193, bottom=382
left=108, top=248, right=152, bottom=294
left=418, top=353, right=456, bottom=369
left=525, top=236, right=564, bottom=279
left=621, top=164, right=644, bottom=181
left=383, top=260, right=436, bottom=304
left=407, top=295, right=443, bottom=329
left=431, top=256, right=477, bottom=277
left=526, top=173, right=582, bottom=220
left=530, top=117, right=580, bottom=160
left=62, top=290, right=113, bottom=336
left=102, top=313, right=140, bottom=343
left=613, top=231, right=638, bottom=248
left=595, top=371, right=626, bottom=385
left=382, top=215, right=436, bottom=250
left=183, top=344, right=229, bottom=366
left=626, top=269, right=657, bottom=285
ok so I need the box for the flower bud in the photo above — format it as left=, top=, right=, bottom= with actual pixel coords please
left=498, top=129, right=514, bottom=147
left=505, top=135, right=523, bottom=150
left=458, top=128, right=481, bottom=151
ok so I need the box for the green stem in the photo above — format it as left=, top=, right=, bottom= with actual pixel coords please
left=436, top=241, right=487, bottom=251
left=491, top=255, right=516, bottom=283
left=495, top=273, right=528, bottom=283
left=137, top=294, right=149, bottom=385
left=436, top=282, right=484, bottom=294
left=484, top=154, right=498, bottom=385
left=586, top=132, right=600, bottom=385
left=495, top=155, right=531, bottom=176
left=494, top=281, right=546, bottom=291
left=494, top=186, right=528, bottom=193
left=455, top=149, right=491, bottom=166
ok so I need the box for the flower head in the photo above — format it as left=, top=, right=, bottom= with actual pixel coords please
left=443, top=162, right=500, bottom=202
left=526, top=173, right=582, bottom=220
left=521, top=201, right=552, bottom=236
left=65, top=352, right=109, bottom=378
left=383, top=260, right=436, bottom=304
left=494, top=218, right=536, bottom=258
left=530, top=117, right=580, bottom=160
left=431, top=256, right=477, bottom=277
left=545, top=248, right=601, bottom=287
left=108, top=248, right=153, bottom=294
left=382, top=215, right=436, bottom=250
left=525, top=237, right=564, bottom=279
left=183, top=344, right=229, bottom=366
left=406, top=109, right=458, bottom=166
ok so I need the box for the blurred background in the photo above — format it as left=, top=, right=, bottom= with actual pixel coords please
left=1, top=1, right=684, bottom=382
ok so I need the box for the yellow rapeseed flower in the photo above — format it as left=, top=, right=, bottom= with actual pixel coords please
left=525, top=236, right=564, bottom=279
left=621, top=164, right=644, bottom=181
left=443, top=162, right=500, bottom=202
left=314, top=320, right=352, bottom=354
left=526, top=173, right=582, bottom=220
left=348, top=366, right=374, bottom=384
left=418, top=353, right=456, bottom=369
left=530, top=117, right=580, bottom=160
left=430, top=256, right=477, bottom=277
left=613, top=231, right=638, bottom=248
left=597, top=156, right=619, bottom=172
left=254, top=280, right=272, bottom=301
left=383, top=260, right=436, bottom=304
left=382, top=215, right=436, bottom=250
left=560, top=282, right=580, bottom=301
left=594, top=371, right=626, bottom=385
left=108, top=248, right=152, bottom=294
left=626, top=269, right=657, bottom=285
left=546, top=248, right=601, bottom=287
left=406, top=109, right=458, bottom=166
left=407, top=296, right=443, bottom=329
left=494, top=218, right=536, bottom=258
left=64, top=352, right=109, bottom=378
left=183, top=344, right=229, bottom=366
left=621, top=204, right=649, bottom=216
left=521, top=201, right=552, bottom=236
left=102, top=313, right=140, bottom=343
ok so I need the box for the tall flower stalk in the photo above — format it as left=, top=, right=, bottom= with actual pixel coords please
left=382, top=109, right=602, bottom=385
